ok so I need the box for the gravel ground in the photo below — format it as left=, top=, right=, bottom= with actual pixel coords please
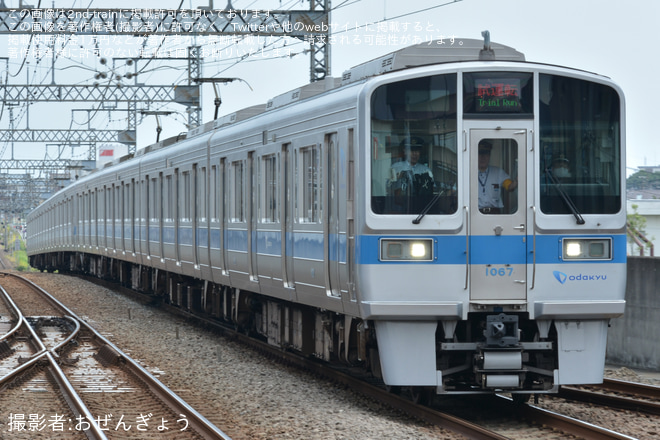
left=9, top=269, right=660, bottom=439
left=16, top=271, right=462, bottom=440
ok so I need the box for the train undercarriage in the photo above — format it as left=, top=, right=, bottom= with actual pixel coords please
left=30, top=251, right=560, bottom=402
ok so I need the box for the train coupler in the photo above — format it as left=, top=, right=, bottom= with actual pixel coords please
left=474, top=348, right=527, bottom=389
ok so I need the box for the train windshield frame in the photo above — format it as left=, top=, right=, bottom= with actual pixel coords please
left=369, top=73, right=459, bottom=216
left=369, top=70, right=622, bottom=218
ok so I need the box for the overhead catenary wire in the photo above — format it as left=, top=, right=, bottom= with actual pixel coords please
left=2, top=0, right=465, bottom=167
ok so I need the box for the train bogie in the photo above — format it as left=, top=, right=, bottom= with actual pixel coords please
left=27, top=38, right=626, bottom=397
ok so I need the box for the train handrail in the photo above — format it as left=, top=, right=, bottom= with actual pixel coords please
left=531, top=205, right=536, bottom=290
left=464, top=206, right=469, bottom=290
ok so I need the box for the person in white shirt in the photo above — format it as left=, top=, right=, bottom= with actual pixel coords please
left=477, top=140, right=517, bottom=214
left=388, top=136, right=434, bottom=199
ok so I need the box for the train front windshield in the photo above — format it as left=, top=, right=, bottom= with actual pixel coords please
left=370, top=71, right=622, bottom=217
left=370, top=74, right=458, bottom=215
left=539, top=74, right=621, bottom=215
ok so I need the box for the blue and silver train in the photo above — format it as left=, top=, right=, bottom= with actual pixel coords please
left=27, top=37, right=626, bottom=400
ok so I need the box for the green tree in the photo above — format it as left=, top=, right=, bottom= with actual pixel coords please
left=627, top=170, right=660, bottom=190
left=627, top=204, right=653, bottom=254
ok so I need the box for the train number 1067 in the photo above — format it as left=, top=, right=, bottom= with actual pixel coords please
left=485, top=266, right=513, bottom=277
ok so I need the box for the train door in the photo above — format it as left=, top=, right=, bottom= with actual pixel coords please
left=192, top=164, right=200, bottom=270
left=145, top=175, right=152, bottom=259
left=219, top=159, right=228, bottom=277
left=174, top=169, right=181, bottom=265
left=468, top=127, right=528, bottom=301
left=158, top=173, right=164, bottom=261
left=325, top=133, right=341, bottom=299
left=248, top=151, right=258, bottom=283
left=282, top=143, right=295, bottom=289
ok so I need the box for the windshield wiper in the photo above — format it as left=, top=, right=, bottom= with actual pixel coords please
left=545, top=169, right=585, bottom=225
left=413, top=192, right=442, bottom=224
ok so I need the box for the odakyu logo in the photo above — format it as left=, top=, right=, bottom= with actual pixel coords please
left=553, top=271, right=567, bottom=284
left=553, top=271, right=607, bottom=284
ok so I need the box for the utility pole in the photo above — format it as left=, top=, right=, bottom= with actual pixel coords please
left=187, top=46, right=202, bottom=129
left=309, top=0, right=331, bottom=82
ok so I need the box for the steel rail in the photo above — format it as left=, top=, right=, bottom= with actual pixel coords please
left=217, top=326, right=509, bottom=440
left=79, top=272, right=642, bottom=440
left=92, top=277, right=507, bottom=440
left=559, top=381, right=660, bottom=416
left=507, top=396, right=637, bottom=440
left=0, top=313, right=107, bottom=439
left=79, top=320, right=233, bottom=440
left=43, top=349, right=109, bottom=440
left=0, top=350, right=48, bottom=386
left=602, top=377, right=660, bottom=399
left=0, top=280, right=107, bottom=440
left=0, top=284, right=24, bottom=342
left=51, top=315, right=81, bottom=356
left=8, top=272, right=232, bottom=440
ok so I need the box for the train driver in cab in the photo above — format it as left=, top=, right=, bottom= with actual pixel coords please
left=388, top=136, right=434, bottom=199
left=477, top=140, right=517, bottom=214
left=550, top=154, right=572, bottom=180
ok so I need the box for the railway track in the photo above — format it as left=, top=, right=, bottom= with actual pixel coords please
left=8, top=271, right=657, bottom=439
left=188, top=316, right=644, bottom=439
left=90, top=276, right=642, bottom=440
left=0, top=273, right=230, bottom=440
left=558, top=379, right=660, bottom=415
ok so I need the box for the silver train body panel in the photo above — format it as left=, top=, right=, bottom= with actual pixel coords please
left=27, top=39, right=626, bottom=395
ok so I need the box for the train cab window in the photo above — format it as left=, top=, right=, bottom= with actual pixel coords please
left=539, top=74, right=621, bottom=215
left=477, top=139, right=518, bottom=215
left=370, top=73, right=458, bottom=215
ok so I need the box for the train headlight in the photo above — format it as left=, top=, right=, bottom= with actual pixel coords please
left=562, top=238, right=612, bottom=260
left=380, top=239, right=433, bottom=261
left=565, top=242, right=582, bottom=257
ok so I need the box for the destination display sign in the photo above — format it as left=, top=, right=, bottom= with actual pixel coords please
left=475, top=78, right=522, bottom=112
left=463, top=72, right=533, bottom=115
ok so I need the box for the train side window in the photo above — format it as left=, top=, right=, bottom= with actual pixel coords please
left=85, top=192, right=90, bottom=241
left=180, top=171, right=192, bottom=222
left=219, top=159, right=226, bottom=225
left=298, top=145, right=322, bottom=223
left=150, top=177, right=158, bottom=224
left=130, top=180, right=136, bottom=251
left=123, top=182, right=131, bottom=242
left=210, top=166, right=218, bottom=222
left=230, top=160, right=245, bottom=222
left=114, top=185, right=121, bottom=243
left=163, top=175, right=172, bottom=222
left=107, top=186, right=112, bottom=243
left=261, top=153, right=279, bottom=223
left=97, top=188, right=104, bottom=245
left=198, top=166, right=207, bottom=222
left=91, top=190, right=97, bottom=245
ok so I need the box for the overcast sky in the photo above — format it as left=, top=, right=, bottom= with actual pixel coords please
left=0, top=0, right=656, bottom=173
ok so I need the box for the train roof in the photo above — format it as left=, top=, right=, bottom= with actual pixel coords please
left=340, top=38, right=525, bottom=85
left=115, top=37, right=528, bottom=166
